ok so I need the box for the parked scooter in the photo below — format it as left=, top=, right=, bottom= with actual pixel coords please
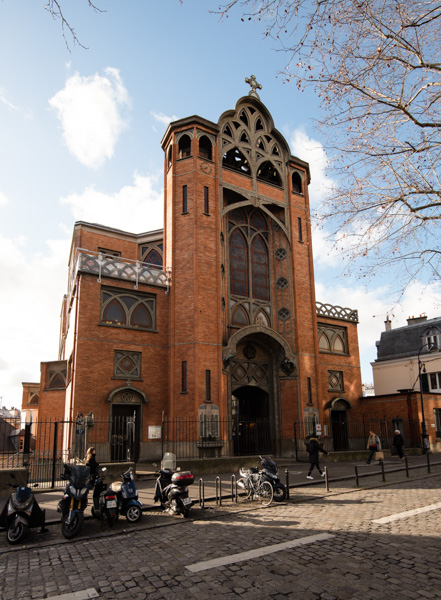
left=91, top=467, right=118, bottom=526
left=154, top=453, right=194, bottom=517
left=259, top=455, right=287, bottom=502
left=109, top=467, right=142, bottom=523
left=58, top=463, right=92, bottom=539
left=0, top=473, right=47, bottom=544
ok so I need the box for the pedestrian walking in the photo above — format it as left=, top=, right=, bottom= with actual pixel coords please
left=392, top=429, right=405, bottom=460
left=305, top=436, right=328, bottom=479
left=366, top=431, right=381, bottom=464
left=85, top=446, right=99, bottom=478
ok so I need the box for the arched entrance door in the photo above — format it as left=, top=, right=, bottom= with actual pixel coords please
left=109, top=387, right=146, bottom=462
left=232, top=386, right=273, bottom=455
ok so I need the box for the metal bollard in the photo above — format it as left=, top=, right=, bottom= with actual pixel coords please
left=380, top=459, right=385, bottom=482
left=231, top=474, right=237, bottom=503
left=199, top=478, right=205, bottom=509
left=215, top=476, right=222, bottom=506
left=324, top=466, right=329, bottom=492
left=427, top=452, right=431, bottom=474
left=355, top=465, right=359, bottom=487
left=405, top=455, right=409, bottom=477
left=285, top=468, right=290, bottom=500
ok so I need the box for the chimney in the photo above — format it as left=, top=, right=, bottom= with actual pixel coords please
left=407, top=314, right=428, bottom=326
left=385, top=315, right=392, bottom=331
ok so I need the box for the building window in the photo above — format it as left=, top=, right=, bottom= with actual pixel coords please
left=114, top=351, right=142, bottom=380
left=229, top=207, right=270, bottom=301
left=178, top=134, right=192, bottom=159
left=183, top=185, right=188, bottom=214
left=139, top=243, right=163, bottom=267
left=434, top=408, right=441, bottom=438
left=101, top=287, right=156, bottom=331
left=46, top=365, right=67, bottom=389
left=199, top=135, right=212, bottom=160
left=98, top=248, right=121, bottom=259
left=328, top=370, right=344, bottom=392
left=298, top=217, right=303, bottom=242
left=292, top=172, right=302, bottom=194
left=318, top=324, right=348, bottom=355
left=182, top=361, right=187, bottom=393
left=307, top=377, right=313, bottom=405
left=223, top=148, right=251, bottom=175
left=429, top=372, right=441, bottom=392
left=256, top=160, right=282, bottom=187
left=206, top=370, right=211, bottom=403
left=204, top=186, right=209, bottom=215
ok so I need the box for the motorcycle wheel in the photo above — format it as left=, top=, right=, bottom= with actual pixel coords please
left=259, top=481, right=274, bottom=506
left=61, top=512, right=84, bottom=539
left=126, top=506, right=142, bottom=523
left=273, top=483, right=287, bottom=502
left=7, top=521, right=28, bottom=545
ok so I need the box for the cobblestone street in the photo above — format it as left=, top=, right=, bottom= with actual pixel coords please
left=1, top=470, right=441, bottom=599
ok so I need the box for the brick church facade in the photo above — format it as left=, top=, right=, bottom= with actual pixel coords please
left=23, top=81, right=363, bottom=461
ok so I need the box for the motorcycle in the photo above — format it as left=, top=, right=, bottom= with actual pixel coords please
left=0, top=473, right=47, bottom=545
left=259, top=455, right=287, bottom=502
left=109, top=467, right=142, bottom=523
left=58, top=463, right=92, bottom=539
left=154, top=452, right=194, bottom=517
left=91, top=467, right=118, bottom=526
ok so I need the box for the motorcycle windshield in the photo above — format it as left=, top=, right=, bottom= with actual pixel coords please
left=261, top=456, right=277, bottom=471
left=69, top=465, right=91, bottom=487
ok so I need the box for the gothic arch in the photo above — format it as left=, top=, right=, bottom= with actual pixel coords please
left=107, top=386, right=148, bottom=404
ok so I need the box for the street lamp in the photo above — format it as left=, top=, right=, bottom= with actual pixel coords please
left=417, top=342, right=440, bottom=454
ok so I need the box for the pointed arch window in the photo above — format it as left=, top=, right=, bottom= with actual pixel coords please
left=101, top=287, right=156, bottom=331
left=251, top=236, right=269, bottom=300
left=223, top=148, right=251, bottom=175
left=144, top=249, right=163, bottom=267
left=104, top=299, right=126, bottom=325
left=178, top=134, right=192, bottom=159
left=257, top=161, right=282, bottom=187
left=230, top=230, right=248, bottom=296
left=228, top=207, right=270, bottom=303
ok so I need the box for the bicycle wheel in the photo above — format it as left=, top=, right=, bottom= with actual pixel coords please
left=259, top=481, right=273, bottom=506
left=237, top=478, right=252, bottom=501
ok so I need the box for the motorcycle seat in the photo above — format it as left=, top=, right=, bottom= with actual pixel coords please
left=110, top=482, right=122, bottom=493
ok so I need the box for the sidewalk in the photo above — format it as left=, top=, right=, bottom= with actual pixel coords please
left=0, top=454, right=436, bottom=525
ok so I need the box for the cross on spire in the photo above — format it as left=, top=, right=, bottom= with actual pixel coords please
left=245, top=75, right=262, bottom=99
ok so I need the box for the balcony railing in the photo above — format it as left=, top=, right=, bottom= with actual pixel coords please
left=69, top=249, right=170, bottom=297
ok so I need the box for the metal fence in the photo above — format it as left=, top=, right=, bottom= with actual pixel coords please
left=293, top=417, right=421, bottom=460
left=0, top=416, right=137, bottom=489
left=161, top=417, right=273, bottom=459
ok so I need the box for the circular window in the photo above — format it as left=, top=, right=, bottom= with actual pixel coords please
left=275, top=248, right=287, bottom=261
left=278, top=308, right=291, bottom=321
left=276, top=277, right=288, bottom=290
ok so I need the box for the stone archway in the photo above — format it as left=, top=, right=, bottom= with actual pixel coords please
left=324, top=397, right=352, bottom=451
left=225, top=327, right=297, bottom=456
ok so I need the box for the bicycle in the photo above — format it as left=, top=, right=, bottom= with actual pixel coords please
left=237, top=467, right=273, bottom=506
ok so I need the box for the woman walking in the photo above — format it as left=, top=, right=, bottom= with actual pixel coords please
left=305, top=437, right=328, bottom=479
left=366, top=431, right=381, bottom=464
left=392, top=429, right=405, bottom=460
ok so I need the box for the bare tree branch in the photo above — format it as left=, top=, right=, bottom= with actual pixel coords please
left=44, top=0, right=104, bottom=50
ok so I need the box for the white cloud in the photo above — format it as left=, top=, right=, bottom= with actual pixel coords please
left=0, top=233, right=70, bottom=409
left=60, top=171, right=164, bottom=233
left=151, top=111, right=179, bottom=126
left=0, top=190, right=9, bottom=206
left=49, top=68, right=130, bottom=169
left=0, top=88, right=18, bottom=111
left=289, top=128, right=334, bottom=208
left=315, top=278, right=441, bottom=384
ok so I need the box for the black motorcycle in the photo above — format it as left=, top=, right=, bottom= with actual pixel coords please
left=0, top=473, right=47, bottom=544
left=154, top=452, right=194, bottom=517
left=58, top=463, right=92, bottom=539
left=259, top=455, right=286, bottom=502
left=91, top=467, right=118, bottom=526
left=109, top=468, right=142, bottom=523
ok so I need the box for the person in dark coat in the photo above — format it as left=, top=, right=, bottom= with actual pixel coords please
left=85, top=446, right=99, bottom=478
left=392, top=429, right=405, bottom=460
left=305, top=437, right=328, bottom=479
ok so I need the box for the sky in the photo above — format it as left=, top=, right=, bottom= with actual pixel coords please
left=1, top=0, right=440, bottom=410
